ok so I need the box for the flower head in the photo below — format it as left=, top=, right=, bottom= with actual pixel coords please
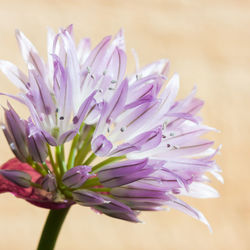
left=0, top=25, right=222, bottom=229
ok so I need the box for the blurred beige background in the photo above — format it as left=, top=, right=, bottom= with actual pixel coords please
left=0, top=0, right=249, bottom=249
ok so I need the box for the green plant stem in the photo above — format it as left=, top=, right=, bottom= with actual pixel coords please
left=33, top=162, right=47, bottom=176
left=55, top=146, right=67, bottom=175
left=80, top=177, right=101, bottom=188
left=47, top=145, right=60, bottom=179
left=37, top=208, right=70, bottom=250
left=75, top=126, right=95, bottom=165
left=83, top=152, right=96, bottom=165
left=67, top=132, right=81, bottom=170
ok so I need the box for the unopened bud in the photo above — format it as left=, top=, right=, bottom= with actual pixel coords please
left=40, top=173, right=57, bottom=192
left=0, top=169, right=31, bottom=188
left=62, top=165, right=92, bottom=188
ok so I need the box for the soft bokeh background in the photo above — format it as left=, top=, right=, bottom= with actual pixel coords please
left=0, top=0, right=249, bottom=249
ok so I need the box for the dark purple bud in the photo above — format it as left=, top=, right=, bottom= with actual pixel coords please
left=94, top=196, right=141, bottom=223
left=92, top=135, right=112, bottom=157
left=3, top=104, right=29, bottom=162
left=97, top=159, right=154, bottom=188
left=62, top=165, right=92, bottom=188
left=72, top=190, right=107, bottom=206
left=110, top=186, right=167, bottom=203
left=0, top=169, right=31, bottom=188
left=40, top=173, right=57, bottom=192
left=26, top=119, right=48, bottom=163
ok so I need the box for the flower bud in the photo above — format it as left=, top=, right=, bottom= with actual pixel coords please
left=72, top=190, right=107, bottom=206
left=62, top=165, right=92, bottom=188
left=2, top=104, right=29, bottom=162
left=26, top=119, right=48, bottom=163
left=40, top=173, right=57, bottom=192
left=0, top=169, right=31, bottom=188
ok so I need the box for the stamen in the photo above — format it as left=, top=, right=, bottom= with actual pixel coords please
left=73, top=116, right=79, bottom=124
left=120, top=127, right=126, bottom=132
left=59, top=116, right=64, bottom=120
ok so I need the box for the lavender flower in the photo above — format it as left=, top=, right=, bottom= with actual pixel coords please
left=0, top=25, right=222, bottom=230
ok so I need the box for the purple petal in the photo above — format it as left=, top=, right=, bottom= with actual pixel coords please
left=81, top=36, right=112, bottom=75
left=58, top=129, right=78, bottom=145
left=165, top=195, right=211, bottom=231
left=94, top=196, right=141, bottom=223
left=28, top=70, right=56, bottom=115
left=26, top=119, right=48, bottom=163
left=98, top=159, right=149, bottom=187
left=106, top=47, right=127, bottom=83
left=39, top=173, right=57, bottom=192
left=73, top=91, right=97, bottom=128
left=77, top=38, right=91, bottom=64
left=62, top=165, right=92, bottom=188
left=72, top=189, right=107, bottom=206
left=0, top=169, right=31, bottom=188
left=100, top=167, right=154, bottom=188
left=15, top=30, right=46, bottom=79
left=4, top=104, right=29, bottom=162
left=0, top=60, right=29, bottom=91
left=91, top=135, right=113, bottom=157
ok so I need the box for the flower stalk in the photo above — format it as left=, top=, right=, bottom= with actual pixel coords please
left=37, top=208, right=70, bottom=250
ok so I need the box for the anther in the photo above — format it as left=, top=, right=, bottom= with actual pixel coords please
left=59, top=116, right=64, bottom=120
left=120, top=127, right=126, bottom=132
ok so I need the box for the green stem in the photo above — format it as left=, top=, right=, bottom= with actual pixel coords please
left=55, top=146, right=67, bottom=175
left=83, top=153, right=96, bottom=166
left=47, top=145, right=60, bottom=179
left=80, top=177, right=101, bottom=188
left=67, top=126, right=83, bottom=169
left=61, top=144, right=65, bottom=162
left=74, top=126, right=95, bottom=165
left=33, top=162, right=47, bottom=176
left=37, top=208, right=70, bottom=250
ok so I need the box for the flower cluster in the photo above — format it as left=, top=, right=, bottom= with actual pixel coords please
left=0, top=25, right=222, bottom=228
